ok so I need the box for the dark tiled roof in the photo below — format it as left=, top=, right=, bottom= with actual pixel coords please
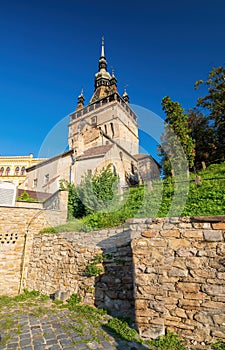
left=76, top=144, right=113, bottom=161
left=133, top=153, right=150, bottom=160
left=133, top=153, right=161, bottom=168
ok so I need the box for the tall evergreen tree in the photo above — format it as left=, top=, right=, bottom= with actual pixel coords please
left=187, top=108, right=216, bottom=169
left=159, top=96, right=195, bottom=177
left=195, top=65, right=225, bottom=162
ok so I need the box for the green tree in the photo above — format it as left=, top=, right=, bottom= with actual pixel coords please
left=60, top=180, right=86, bottom=218
left=159, top=96, right=195, bottom=177
left=187, top=108, right=216, bottom=169
left=61, top=164, right=119, bottom=219
left=195, top=65, right=225, bottom=162
left=78, top=164, right=119, bottom=213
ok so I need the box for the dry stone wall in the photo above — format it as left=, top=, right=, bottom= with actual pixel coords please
left=130, top=216, right=225, bottom=346
left=26, top=227, right=136, bottom=317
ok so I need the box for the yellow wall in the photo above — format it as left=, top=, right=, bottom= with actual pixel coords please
left=0, top=153, right=47, bottom=186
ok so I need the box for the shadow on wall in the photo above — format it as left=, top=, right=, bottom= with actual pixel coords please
left=94, top=229, right=135, bottom=321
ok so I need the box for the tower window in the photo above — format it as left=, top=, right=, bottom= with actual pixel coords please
left=21, top=167, right=26, bottom=176
left=0, top=167, right=4, bottom=176
left=15, top=167, right=20, bottom=175
left=110, top=122, right=114, bottom=137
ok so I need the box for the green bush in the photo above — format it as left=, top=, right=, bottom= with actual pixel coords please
left=16, top=191, right=36, bottom=202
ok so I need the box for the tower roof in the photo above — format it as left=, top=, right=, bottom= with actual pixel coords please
left=90, top=37, right=117, bottom=103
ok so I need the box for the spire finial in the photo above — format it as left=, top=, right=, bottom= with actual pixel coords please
left=101, top=36, right=105, bottom=57
left=123, top=84, right=129, bottom=103
left=76, top=88, right=85, bottom=110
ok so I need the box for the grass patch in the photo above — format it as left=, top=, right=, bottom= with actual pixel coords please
left=41, top=162, right=225, bottom=232
left=40, top=219, right=84, bottom=233
left=105, top=317, right=141, bottom=343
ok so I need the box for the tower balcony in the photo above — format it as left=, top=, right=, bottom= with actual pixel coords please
left=69, top=93, right=137, bottom=123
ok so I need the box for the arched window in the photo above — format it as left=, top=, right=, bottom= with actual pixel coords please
left=0, top=167, right=4, bottom=176
left=6, top=167, right=10, bottom=176
left=15, top=167, right=20, bottom=175
left=21, top=167, right=26, bottom=176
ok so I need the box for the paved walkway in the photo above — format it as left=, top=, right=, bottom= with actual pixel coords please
left=0, top=304, right=150, bottom=350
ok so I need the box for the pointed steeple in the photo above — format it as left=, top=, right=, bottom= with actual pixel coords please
left=76, top=89, right=85, bottom=110
left=90, top=37, right=112, bottom=103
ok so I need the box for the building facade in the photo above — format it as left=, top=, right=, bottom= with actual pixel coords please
left=0, top=154, right=46, bottom=187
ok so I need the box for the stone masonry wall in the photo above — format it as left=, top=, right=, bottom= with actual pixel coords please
left=1, top=213, right=225, bottom=346
left=130, top=216, right=225, bottom=347
left=0, top=191, right=68, bottom=296
left=26, top=227, right=136, bottom=318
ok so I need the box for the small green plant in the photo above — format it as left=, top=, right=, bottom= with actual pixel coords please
left=106, top=317, right=140, bottom=342
left=147, top=331, right=187, bottom=350
left=211, top=339, right=225, bottom=350
left=66, top=293, right=82, bottom=309
left=85, top=254, right=104, bottom=276
left=16, top=190, right=36, bottom=202
left=85, top=263, right=103, bottom=276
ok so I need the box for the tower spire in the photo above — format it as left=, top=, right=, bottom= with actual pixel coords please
left=90, top=37, right=112, bottom=103
left=101, top=36, right=105, bottom=57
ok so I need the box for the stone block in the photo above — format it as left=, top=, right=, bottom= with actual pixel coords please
left=140, top=325, right=165, bottom=339
left=179, top=299, right=201, bottom=309
left=135, top=299, right=148, bottom=309
left=141, top=230, right=157, bottom=238
left=212, top=222, right=225, bottom=230
left=211, top=329, right=225, bottom=339
left=160, top=229, right=180, bottom=238
left=213, top=314, right=225, bottom=325
left=203, top=230, right=223, bottom=241
left=218, top=272, right=225, bottom=279
left=182, top=230, right=203, bottom=239
left=177, top=282, right=200, bottom=293
left=174, top=308, right=187, bottom=319
left=168, top=238, right=191, bottom=250
left=201, top=284, right=225, bottom=297
left=176, top=247, right=197, bottom=257
left=168, top=267, right=188, bottom=277
left=202, top=301, right=225, bottom=309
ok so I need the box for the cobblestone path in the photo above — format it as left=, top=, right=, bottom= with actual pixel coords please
left=0, top=302, right=150, bottom=350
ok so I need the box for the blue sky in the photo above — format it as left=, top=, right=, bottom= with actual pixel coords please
left=0, top=0, right=225, bottom=161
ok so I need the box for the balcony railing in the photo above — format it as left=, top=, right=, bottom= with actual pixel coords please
left=69, top=93, right=137, bottom=122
